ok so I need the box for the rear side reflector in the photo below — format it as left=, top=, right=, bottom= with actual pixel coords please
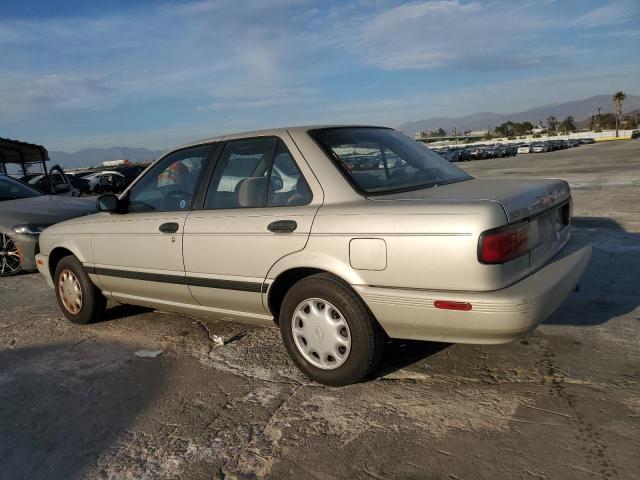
left=434, top=300, right=472, bottom=311
left=478, top=221, right=529, bottom=264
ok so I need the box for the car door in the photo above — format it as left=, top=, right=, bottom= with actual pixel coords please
left=91, top=144, right=213, bottom=305
left=48, top=165, right=79, bottom=196
left=183, top=135, right=321, bottom=317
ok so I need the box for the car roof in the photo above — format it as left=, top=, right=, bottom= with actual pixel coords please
left=174, top=124, right=389, bottom=150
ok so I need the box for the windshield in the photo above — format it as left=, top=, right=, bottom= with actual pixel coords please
left=310, top=127, right=472, bottom=194
left=0, top=176, right=43, bottom=201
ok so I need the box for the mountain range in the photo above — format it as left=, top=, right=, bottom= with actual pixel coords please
left=397, top=94, right=640, bottom=134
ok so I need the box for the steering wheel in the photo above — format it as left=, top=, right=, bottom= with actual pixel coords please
left=162, top=190, right=191, bottom=210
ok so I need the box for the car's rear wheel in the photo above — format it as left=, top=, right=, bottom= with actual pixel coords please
left=0, top=233, right=22, bottom=277
left=279, top=273, right=384, bottom=386
left=54, top=255, right=106, bottom=324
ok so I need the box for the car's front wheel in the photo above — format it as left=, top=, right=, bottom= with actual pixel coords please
left=54, top=255, right=106, bottom=324
left=279, top=273, right=385, bottom=386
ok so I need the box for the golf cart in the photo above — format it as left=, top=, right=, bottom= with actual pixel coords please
left=0, top=137, right=79, bottom=196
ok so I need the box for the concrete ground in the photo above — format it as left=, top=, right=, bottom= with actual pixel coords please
left=1, top=140, right=639, bottom=480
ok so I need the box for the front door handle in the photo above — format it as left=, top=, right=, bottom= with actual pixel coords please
left=159, top=222, right=179, bottom=233
left=268, top=220, right=297, bottom=233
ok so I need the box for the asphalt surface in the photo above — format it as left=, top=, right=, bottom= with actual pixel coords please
left=1, top=140, right=639, bottom=480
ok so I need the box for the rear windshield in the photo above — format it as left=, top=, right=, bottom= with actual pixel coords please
left=310, top=127, right=472, bottom=195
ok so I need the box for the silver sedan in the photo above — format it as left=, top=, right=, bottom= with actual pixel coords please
left=35, top=126, right=591, bottom=385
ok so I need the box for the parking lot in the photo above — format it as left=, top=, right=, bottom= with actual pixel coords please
left=1, top=140, right=638, bottom=479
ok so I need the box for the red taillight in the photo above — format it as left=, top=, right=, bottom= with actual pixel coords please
left=434, top=300, right=472, bottom=311
left=479, top=221, right=529, bottom=264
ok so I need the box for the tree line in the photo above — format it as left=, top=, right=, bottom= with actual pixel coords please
left=419, top=91, right=636, bottom=138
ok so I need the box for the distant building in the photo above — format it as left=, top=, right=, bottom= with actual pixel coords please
left=102, top=159, right=132, bottom=167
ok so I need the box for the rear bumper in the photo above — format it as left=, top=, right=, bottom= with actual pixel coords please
left=354, top=235, right=591, bottom=344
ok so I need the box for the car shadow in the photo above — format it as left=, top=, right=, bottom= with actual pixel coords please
left=372, top=339, right=450, bottom=378
left=103, top=303, right=153, bottom=321
left=0, top=340, right=166, bottom=479
left=544, top=216, right=639, bottom=326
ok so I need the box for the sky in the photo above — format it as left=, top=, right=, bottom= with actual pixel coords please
left=1, top=0, right=639, bottom=151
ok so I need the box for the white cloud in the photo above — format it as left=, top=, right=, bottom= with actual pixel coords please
left=197, top=86, right=319, bottom=111
left=331, top=1, right=553, bottom=70
left=0, top=0, right=315, bottom=117
left=573, top=0, right=640, bottom=28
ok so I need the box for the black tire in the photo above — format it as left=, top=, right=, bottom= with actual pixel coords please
left=279, top=273, right=385, bottom=386
left=0, top=233, right=23, bottom=277
left=54, top=255, right=106, bottom=324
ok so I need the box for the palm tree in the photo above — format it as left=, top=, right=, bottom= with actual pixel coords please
left=613, top=91, right=626, bottom=137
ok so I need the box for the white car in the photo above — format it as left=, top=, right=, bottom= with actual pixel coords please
left=517, top=144, right=532, bottom=154
left=83, top=171, right=124, bottom=193
left=532, top=143, right=550, bottom=153
left=35, top=126, right=591, bottom=386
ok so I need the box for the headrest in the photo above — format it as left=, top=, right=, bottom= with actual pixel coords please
left=296, top=176, right=311, bottom=197
left=236, top=177, right=267, bottom=207
left=287, top=176, right=312, bottom=205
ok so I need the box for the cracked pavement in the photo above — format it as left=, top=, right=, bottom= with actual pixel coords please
left=1, top=141, right=639, bottom=479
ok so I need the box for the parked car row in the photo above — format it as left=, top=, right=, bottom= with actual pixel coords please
left=16, top=165, right=146, bottom=196
left=434, top=137, right=595, bottom=161
left=434, top=144, right=519, bottom=162
left=64, top=165, right=145, bottom=194
left=515, top=138, right=593, bottom=154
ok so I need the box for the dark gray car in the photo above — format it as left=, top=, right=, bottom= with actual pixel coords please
left=0, top=175, right=96, bottom=276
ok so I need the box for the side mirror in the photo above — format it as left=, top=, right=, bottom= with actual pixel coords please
left=96, top=194, right=119, bottom=212
left=54, top=183, right=71, bottom=194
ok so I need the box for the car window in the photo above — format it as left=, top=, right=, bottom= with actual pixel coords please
left=267, top=142, right=312, bottom=207
left=204, top=138, right=274, bottom=209
left=128, top=144, right=211, bottom=213
left=27, top=174, right=45, bottom=185
left=310, top=127, right=471, bottom=195
left=204, top=137, right=311, bottom=209
left=0, top=176, right=42, bottom=201
left=51, top=173, right=65, bottom=185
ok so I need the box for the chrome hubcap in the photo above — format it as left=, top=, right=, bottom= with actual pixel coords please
left=291, top=298, right=351, bottom=370
left=0, top=233, right=21, bottom=276
left=58, top=269, right=83, bottom=314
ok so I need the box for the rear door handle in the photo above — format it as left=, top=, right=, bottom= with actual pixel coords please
left=159, top=222, right=179, bottom=233
left=268, top=220, right=297, bottom=233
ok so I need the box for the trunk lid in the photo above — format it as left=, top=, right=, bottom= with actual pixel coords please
left=368, top=178, right=571, bottom=223
left=369, top=177, right=572, bottom=278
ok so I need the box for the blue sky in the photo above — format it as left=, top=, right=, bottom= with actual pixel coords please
left=1, top=0, right=638, bottom=151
